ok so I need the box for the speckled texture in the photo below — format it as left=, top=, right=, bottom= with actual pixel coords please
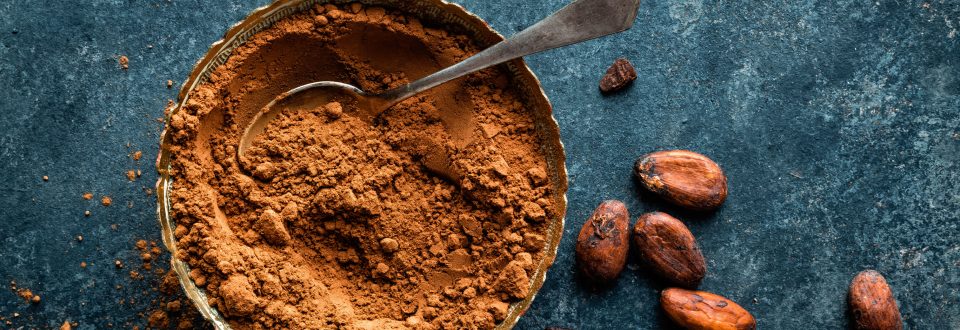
left=0, top=0, right=957, bottom=329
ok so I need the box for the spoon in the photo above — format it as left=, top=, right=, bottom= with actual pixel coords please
left=238, top=0, right=641, bottom=172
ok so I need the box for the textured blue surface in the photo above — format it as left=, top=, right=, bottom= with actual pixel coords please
left=1, top=0, right=958, bottom=329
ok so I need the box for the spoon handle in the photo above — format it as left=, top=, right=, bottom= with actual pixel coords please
left=381, top=0, right=641, bottom=103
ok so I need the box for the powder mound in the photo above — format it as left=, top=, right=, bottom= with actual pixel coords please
left=166, top=3, right=558, bottom=329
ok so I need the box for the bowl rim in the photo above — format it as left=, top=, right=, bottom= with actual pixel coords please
left=155, top=1, right=569, bottom=329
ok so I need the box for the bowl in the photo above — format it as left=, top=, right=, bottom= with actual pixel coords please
left=155, top=0, right=568, bottom=328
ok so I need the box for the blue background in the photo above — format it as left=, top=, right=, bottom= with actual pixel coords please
left=0, top=0, right=958, bottom=329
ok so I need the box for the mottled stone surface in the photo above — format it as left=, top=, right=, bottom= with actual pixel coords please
left=0, top=0, right=957, bottom=329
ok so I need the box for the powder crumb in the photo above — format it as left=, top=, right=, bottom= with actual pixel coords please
left=80, top=262, right=87, bottom=268
left=76, top=235, right=83, bottom=242
left=118, top=55, right=129, bottom=70
left=126, top=170, right=137, bottom=181
left=100, top=196, right=112, bottom=206
left=148, top=310, right=169, bottom=328
left=487, top=300, right=509, bottom=321
left=132, top=150, right=143, bottom=161
left=255, top=209, right=291, bottom=246
left=219, top=275, right=257, bottom=317
left=166, top=300, right=181, bottom=312
left=480, top=123, right=501, bottom=138
left=380, top=237, right=399, bottom=253
left=324, top=101, right=343, bottom=119
left=31, top=295, right=40, bottom=303
left=166, top=80, right=173, bottom=89
left=42, top=176, right=49, bottom=181
left=493, top=261, right=531, bottom=299
left=82, top=192, right=93, bottom=200
left=115, top=260, right=124, bottom=269
left=16, top=288, right=34, bottom=303
left=60, top=321, right=71, bottom=330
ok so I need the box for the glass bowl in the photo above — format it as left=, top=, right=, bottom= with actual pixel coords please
left=155, top=0, right=568, bottom=328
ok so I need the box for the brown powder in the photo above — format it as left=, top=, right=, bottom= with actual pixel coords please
left=118, top=55, right=129, bottom=70
left=167, top=3, right=557, bottom=329
left=101, top=196, right=112, bottom=206
left=16, top=289, right=38, bottom=304
left=82, top=192, right=93, bottom=200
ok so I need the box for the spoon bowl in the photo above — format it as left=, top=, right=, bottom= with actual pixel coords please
left=238, top=80, right=469, bottom=180
left=238, top=81, right=376, bottom=159
left=238, top=0, right=640, bottom=161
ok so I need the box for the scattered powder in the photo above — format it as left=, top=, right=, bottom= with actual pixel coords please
left=15, top=288, right=37, bottom=304
left=165, top=3, right=557, bottom=329
left=157, top=270, right=199, bottom=330
left=101, top=196, right=112, bottom=206
left=126, top=170, right=137, bottom=181
left=119, top=55, right=129, bottom=70
left=82, top=192, right=93, bottom=200
left=132, top=150, right=143, bottom=161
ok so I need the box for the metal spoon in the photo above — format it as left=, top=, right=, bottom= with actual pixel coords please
left=238, top=0, right=641, bottom=164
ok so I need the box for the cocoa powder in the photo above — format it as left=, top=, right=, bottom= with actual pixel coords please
left=166, top=3, right=557, bottom=329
